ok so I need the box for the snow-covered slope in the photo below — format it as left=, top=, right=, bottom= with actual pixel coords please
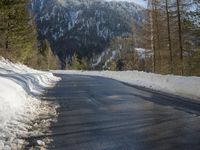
left=105, top=0, right=147, bottom=8
left=53, top=70, right=200, bottom=100
left=30, top=0, right=145, bottom=68
left=0, top=58, right=60, bottom=149
left=92, top=48, right=153, bottom=69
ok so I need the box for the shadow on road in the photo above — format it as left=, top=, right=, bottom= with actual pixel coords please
left=25, top=74, right=200, bottom=150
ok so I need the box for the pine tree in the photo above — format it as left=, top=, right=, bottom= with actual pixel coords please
left=36, top=39, right=59, bottom=70
left=0, top=0, right=37, bottom=66
left=70, top=53, right=82, bottom=70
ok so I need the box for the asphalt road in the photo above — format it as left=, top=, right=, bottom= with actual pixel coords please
left=37, top=74, right=200, bottom=150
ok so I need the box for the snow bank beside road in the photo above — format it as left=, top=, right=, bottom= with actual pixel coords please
left=0, top=58, right=60, bottom=149
left=53, top=70, right=200, bottom=100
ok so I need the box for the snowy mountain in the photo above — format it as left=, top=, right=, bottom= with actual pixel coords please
left=105, top=0, right=148, bottom=8
left=30, top=0, right=145, bottom=68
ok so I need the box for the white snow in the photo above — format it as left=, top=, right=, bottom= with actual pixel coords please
left=0, top=57, right=60, bottom=149
left=92, top=51, right=106, bottom=68
left=92, top=47, right=123, bottom=69
left=52, top=70, right=200, bottom=100
left=105, top=0, right=148, bottom=8
left=135, top=48, right=153, bottom=59
left=103, top=50, right=119, bottom=69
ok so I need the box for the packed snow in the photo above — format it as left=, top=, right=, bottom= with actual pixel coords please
left=53, top=70, right=200, bottom=100
left=0, top=57, right=60, bottom=149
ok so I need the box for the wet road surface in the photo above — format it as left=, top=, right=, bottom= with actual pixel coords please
left=42, top=74, right=200, bottom=150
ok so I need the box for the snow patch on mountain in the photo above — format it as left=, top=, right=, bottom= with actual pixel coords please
left=106, top=0, right=147, bottom=7
left=92, top=47, right=153, bottom=69
left=103, top=50, right=120, bottom=69
left=30, top=0, right=145, bottom=66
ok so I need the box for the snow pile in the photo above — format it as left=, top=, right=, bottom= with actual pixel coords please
left=135, top=48, right=153, bottom=59
left=0, top=57, right=60, bottom=149
left=53, top=70, right=200, bottom=100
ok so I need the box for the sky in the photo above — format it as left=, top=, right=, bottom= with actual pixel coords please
left=105, top=0, right=147, bottom=7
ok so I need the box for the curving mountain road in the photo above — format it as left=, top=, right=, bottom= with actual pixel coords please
left=29, top=74, right=200, bottom=150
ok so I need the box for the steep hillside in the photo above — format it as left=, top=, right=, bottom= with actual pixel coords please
left=30, top=0, right=145, bottom=68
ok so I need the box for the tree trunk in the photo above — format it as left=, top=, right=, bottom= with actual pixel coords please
left=176, top=0, right=184, bottom=75
left=154, top=0, right=161, bottom=73
left=165, top=0, right=173, bottom=74
left=149, top=0, right=156, bottom=73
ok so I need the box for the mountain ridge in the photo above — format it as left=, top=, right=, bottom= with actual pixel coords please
left=30, top=0, right=145, bottom=68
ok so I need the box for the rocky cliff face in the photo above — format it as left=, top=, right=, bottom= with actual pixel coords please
left=30, top=0, right=145, bottom=68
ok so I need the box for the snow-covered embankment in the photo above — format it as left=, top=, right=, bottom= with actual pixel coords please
left=53, top=70, right=200, bottom=100
left=0, top=58, right=60, bottom=149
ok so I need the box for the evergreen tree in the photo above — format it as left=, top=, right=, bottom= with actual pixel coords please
left=70, top=53, right=83, bottom=70
left=0, top=0, right=37, bottom=66
left=69, top=53, right=89, bottom=70
left=37, top=39, right=59, bottom=70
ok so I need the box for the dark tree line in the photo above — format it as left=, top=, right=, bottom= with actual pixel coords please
left=0, top=0, right=37, bottom=64
left=0, top=0, right=59, bottom=69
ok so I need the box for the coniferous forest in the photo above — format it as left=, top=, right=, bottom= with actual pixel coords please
left=0, top=0, right=59, bottom=69
left=1, top=1, right=200, bottom=149
left=0, top=0, right=199, bottom=76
